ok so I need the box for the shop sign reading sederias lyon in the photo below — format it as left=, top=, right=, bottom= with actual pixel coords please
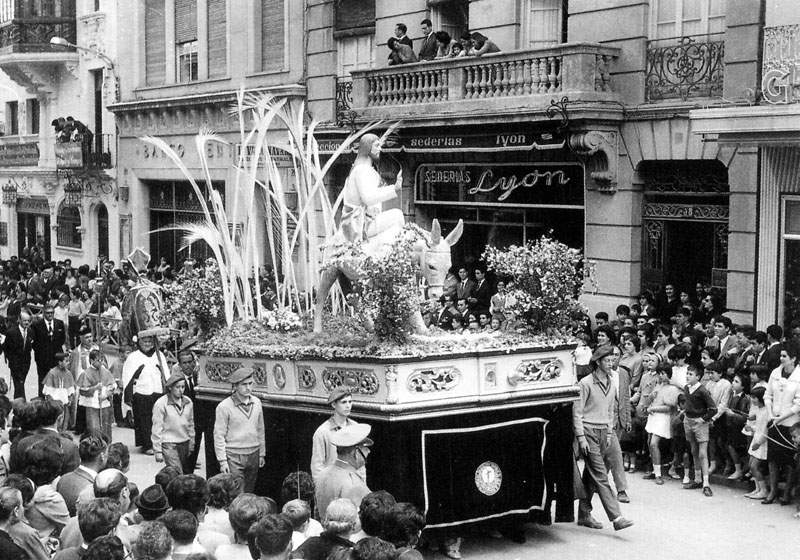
left=415, top=162, right=584, bottom=208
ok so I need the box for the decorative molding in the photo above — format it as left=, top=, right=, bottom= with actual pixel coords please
left=205, top=361, right=243, bottom=383
left=484, top=362, right=497, bottom=389
left=273, top=364, right=286, bottom=390
left=322, top=367, right=379, bottom=395
left=252, top=363, right=268, bottom=385
left=508, top=358, right=563, bottom=385
left=569, top=130, right=618, bottom=192
left=297, top=366, right=316, bottom=391
left=645, top=35, right=724, bottom=102
left=407, top=367, right=461, bottom=393
left=643, top=203, right=729, bottom=222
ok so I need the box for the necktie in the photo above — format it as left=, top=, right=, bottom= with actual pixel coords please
left=47, top=322, right=52, bottom=337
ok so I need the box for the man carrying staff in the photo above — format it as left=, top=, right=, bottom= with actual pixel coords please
left=123, top=331, right=170, bottom=455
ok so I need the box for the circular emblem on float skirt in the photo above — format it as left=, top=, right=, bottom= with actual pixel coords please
left=475, top=461, right=502, bottom=496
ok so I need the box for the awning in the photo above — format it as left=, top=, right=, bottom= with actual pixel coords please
left=690, top=105, right=800, bottom=145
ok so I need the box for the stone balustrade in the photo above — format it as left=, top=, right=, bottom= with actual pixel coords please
left=350, top=43, right=619, bottom=120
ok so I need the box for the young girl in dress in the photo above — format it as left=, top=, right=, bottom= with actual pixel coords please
left=722, top=372, right=751, bottom=480
left=644, top=363, right=681, bottom=484
left=633, top=352, right=661, bottom=469
left=744, top=386, right=769, bottom=499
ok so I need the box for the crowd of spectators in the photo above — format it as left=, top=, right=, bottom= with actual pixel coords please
left=576, top=280, right=800, bottom=517
left=387, top=20, right=500, bottom=66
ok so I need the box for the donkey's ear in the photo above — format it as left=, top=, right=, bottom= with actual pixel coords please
left=445, top=219, right=464, bottom=246
left=430, top=219, right=442, bottom=245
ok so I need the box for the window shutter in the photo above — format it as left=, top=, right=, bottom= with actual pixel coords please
left=335, top=0, right=376, bottom=32
left=145, top=0, right=166, bottom=85
left=261, top=0, right=284, bottom=72
left=208, top=0, right=227, bottom=78
left=175, top=0, right=198, bottom=43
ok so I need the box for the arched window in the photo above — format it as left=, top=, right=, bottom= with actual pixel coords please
left=57, top=203, right=82, bottom=248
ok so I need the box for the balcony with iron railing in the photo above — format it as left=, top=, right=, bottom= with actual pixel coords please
left=0, top=0, right=76, bottom=54
left=55, top=133, right=114, bottom=169
left=348, top=43, right=620, bottom=123
left=645, top=34, right=725, bottom=102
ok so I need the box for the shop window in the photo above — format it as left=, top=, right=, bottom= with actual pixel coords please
left=782, top=199, right=800, bottom=328
left=6, top=101, right=17, bottom=135
left=650, top=0, right=726, bottom=39
left=57, top=204, right=82, bottom=249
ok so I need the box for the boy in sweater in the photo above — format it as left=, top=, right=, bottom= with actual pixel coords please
left=682, top=362, right=717, bottom=496
left=152, top=372, right=195, bottom=474
left=213, top=366, right=266, bottom=493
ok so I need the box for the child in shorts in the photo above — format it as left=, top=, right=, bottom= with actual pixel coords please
left=682, top=362, right=717, bottom=496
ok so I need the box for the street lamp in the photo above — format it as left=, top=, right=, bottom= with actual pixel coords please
left=49, top=36, right=119, bottom=102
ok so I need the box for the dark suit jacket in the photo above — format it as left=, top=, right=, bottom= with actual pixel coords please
left=473, top=280, right=493, bottom=313
left=31, top=317, right=67, bottom=368
left=3, top=324, right=33, bottom=373
left=57, top=466, right=96, bottom=516
left=436, top=308, right=459, bottom=331
left=455, top=280, right=476, bottom=301
left=762, top=343, right=783, bottom=372
left=0, top=529, right=27, bottom=560
left=419, top=32, right=438, bottom=60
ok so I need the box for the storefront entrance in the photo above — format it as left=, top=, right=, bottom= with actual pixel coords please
left=16, top=198, right=51, bottom=260
left=640, top=161, right=729, bottom=297
left=147, top=180, right=224, bottom=268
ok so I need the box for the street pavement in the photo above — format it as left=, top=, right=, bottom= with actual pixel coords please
left=5, top=362, right=800, bottom=559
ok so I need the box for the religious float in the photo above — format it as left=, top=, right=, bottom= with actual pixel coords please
left=149, top=93, right=587, bottom=529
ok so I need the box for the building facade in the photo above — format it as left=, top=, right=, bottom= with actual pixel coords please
left=108, top=0, right=305, bottom=269
left=0, top=0, right=119, bottom=265
left=305, top=0, right=760, bottom=325
left=693, top=0, right=800, bottom=329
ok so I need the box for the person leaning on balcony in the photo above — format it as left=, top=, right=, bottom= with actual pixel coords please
left=434, top=31, right=458, bottom=59
left=461, top=32, right=501, bottom=57
left=387, top=37, right=418, bottom=66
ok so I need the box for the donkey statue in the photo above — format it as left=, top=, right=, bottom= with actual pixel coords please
left=313, top=218, right=464, bottom=334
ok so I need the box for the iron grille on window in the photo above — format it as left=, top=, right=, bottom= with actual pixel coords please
left=57, top=205, right=81, bottom=248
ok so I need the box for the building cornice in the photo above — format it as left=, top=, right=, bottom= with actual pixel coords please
left=108, top=84, right=306, bottom=114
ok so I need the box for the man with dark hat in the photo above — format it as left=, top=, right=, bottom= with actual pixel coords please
left=152, top=371, right=195, bottom=474
left=310, top=387, right=364, bottom=482
left=315, top=423, right=373, bottom=517
left=213, top=366, right=265, bottom=492
left=135, top=484, right=170, bottom=521
left=30, top=302, right=67, bottom=397
left=573, top=345, right=633, bottom=532
left=122, top=331, right=171, bottom=455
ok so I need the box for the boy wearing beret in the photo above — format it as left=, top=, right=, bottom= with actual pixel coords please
left=152, top=372, right=195, bottom=474
left=213, top=367, right=266, bottom=492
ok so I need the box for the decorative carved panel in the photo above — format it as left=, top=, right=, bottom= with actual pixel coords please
left=273, top=364, right=286, bottom=390
left=205, top=361, right=242, bottom=383
left=322, top=367, right=379, bottom=395
left=508, top=358, right=562, bottom=385
left=407, top=367, right=461, bottom=393
left=297, top=366, right=317, bottom=391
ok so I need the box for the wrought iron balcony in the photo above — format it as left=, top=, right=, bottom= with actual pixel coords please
left=335, top=77, right=356, bottom=130
left=0, top=0, right=76, bottom=54
left=349, top=43, right=619, bottom=123
left=55, top=133, right=114, bottom=169
left=645, top=34, right=724, bottom=102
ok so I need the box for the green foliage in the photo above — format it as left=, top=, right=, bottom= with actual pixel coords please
left=161, top=258, right=226, bottom=334
left=357, top=226, right=422, bottom=344
left=201, top=314, right=571, bottom=360
left=482, top=236, right=597, bottom=333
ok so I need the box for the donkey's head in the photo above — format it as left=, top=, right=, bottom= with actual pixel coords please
left=419, top=219, right=464, bottom=299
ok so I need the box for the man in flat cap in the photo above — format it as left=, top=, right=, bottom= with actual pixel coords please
left=152, top=371, right=195, bottom=474
left=573, top=345, right=633, bottom=532
left=310, top=387, right=365, bottom=482
left=315, top=423, right=373, bottom=517
left=213, top=366, right=266, bottom=492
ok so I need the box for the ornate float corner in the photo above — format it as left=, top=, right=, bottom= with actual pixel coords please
left=569, top=130, right=618, bottom=193
left=385, top=365, right=399, bottom=404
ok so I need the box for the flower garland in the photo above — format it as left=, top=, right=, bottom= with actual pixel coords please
left=161, top=258, right=226, bottom=334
